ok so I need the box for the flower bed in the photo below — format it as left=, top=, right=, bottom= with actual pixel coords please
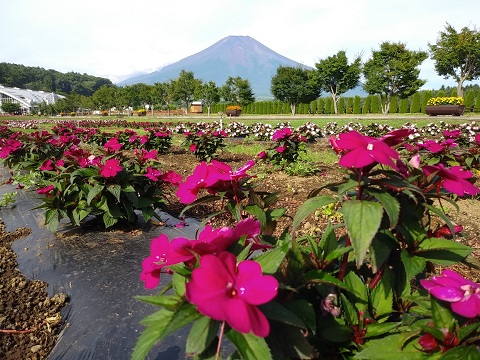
left=426, top=97, right=465, bottom=116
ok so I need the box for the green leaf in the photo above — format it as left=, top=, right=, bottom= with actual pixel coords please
left=318, top=222, right=338, bottom=257
left=370, top=230, right=397, bottom=273
left=132, top=317, right=170, bottom=360
left=135, top=294, right=182, bottom=309
left=354, top=333, right=429, bottom=360
left=367, top=189, right=400, bottom=228
left=340, top=293, right=359, bottom=325
left=415, top=238, right=472, bottom=265
left=292, top=195, right=335, bottom=233
left=186, top=317, right=219, bottom=357
left=400, top=250, right=426, bottom=281
left=304, top=270, right=348, bottom=290
left=439, top=346, right=480, bottom=360
left=284, top=299, right=316, bottom=332
left=226, top=330, right=272, bottom=360
left=431, top=296, right=455, bottom=331
left=172, top=271, right=187, bottom=297
left=343, top=272, right=368, bottom=313
left=365, top=322, right=401, bottom=338
left=244, top=204, right=267, bottom=228
left=107, top=184, right=121, bottom=202
left=341, top=200, right=383, bottom=267
left=370, top=269, right=393, bottom=321
left=86, top=184, right=104, bottom=205
left=103, top=212, right=118, bottom=228
left=259, top=301, right=307, bottom=329
left=254, top=238, right=291, bottom=274
left=457, top=322, right=480, bottom=342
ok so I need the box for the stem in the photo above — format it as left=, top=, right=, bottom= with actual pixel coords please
left=0, top=316, right=60, bottom=334
left=369, top=264, right=385, bottom=289
left=215, top=321, right=226, bottom=360
left=338, top=237, right=351, bottom=281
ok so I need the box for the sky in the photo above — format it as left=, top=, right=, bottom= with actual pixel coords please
left=1, top=0, right=479, bottom=90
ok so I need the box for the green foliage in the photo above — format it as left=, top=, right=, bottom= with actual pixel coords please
left=183, top=130, right=226, bottom=162
left=346, top=97, right=354, bottom=114
left=410, top=92, right=421, bottom=113
left=421, top=90, right=433, bottom=112
left=429, top=23, right=480, bottom=97
left=172, top=70, right=202, bottom=113
left=363, top=42, right=427, bottom=114
left=389, top=95, right=398, bottom=113
left=353, top=95, right=361, bottom=114
left=315, top=50, right=362, bottom=115
left=270, top=66, right=320, bottom=115
left=476, top=91, right=480, bottom=112
left=1, top=102, right=21, bottom=114
left=370, top=95, right=381, bottom=113
left=399, top=97, right=410, bottom=113
left=221, top=76, right=255, bottom=108
left=0, top=192, right=17, bottom=207
left=362, top=96, right=372, bottom=114
left=465, top=90, right=476, bottom=111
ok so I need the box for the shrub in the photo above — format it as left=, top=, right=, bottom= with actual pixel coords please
left=427, top=97, right=464, bottom=106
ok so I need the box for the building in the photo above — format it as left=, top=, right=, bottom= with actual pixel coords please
left=190, top=101, right=203, bottom=114
left=0, top=85, right=65, bottom=114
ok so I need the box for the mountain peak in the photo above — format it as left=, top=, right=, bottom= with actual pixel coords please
left=118, top=36, right=307, bottom=98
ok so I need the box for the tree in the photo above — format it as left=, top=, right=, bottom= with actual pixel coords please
left=315, top=50, right=362, bottom=115
left=465, top=90, right=476, bottom=111
left=172, top=70, right=202, bottom=114
left=363, top=42, right=427, bottom=114
left=91, top=85, right=116, bottom=113
left=399, top=98, right=410, bottom=113
left=421, top=90, right=433, bottom=112
left=429, top=23, right=480, bottom=97
left=195, top=81, right=220, bottom=117
left=353, top=96, right=361, bottom=114
left=1, top=102, right=21, bottom=114
left=270, top=66, right=320, bottom=115
left=410, top=92, right=421, bottom=113
left=221, top=76, right=255, bottom=108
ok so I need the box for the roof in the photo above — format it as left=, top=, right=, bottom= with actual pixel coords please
left=0, top=85, right=65, bottom=108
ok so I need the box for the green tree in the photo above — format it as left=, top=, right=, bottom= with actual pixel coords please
left=346, top=97, right=354, bottom=114
left=429, top=23, right=480, bottom=97
left=270, top=66, right=320, bottom=115
left=363, top=42, right=427, bottom=114
left=421, top=90, right=433, bottom=112
left=449, top=88, right=458, bottom=97
left=353, top=95, right=361, bottom=114
left=362, top=96, right=372, bottom=114
left=437, top=89, right=446, bottom=97
left=317, top=98, right=325, bottom=114
left=221, top=76, right=255, bottom=108
left=92, top=85, right=116, bottom=113
left=315, top=50, right=362, bottom=115
left=338, top=97, right=346, bottom=114
left=1, top=102, right=21, bottom=114
left=390, top=95, right=399, bottom=113
left=195, top=81, right=220, bottom=117
left=172, top=70, right=202, bottom=114
left=465, top=90, right=476, bottom=111
left=325, top=97, right=333, bottom=114
left=399, top=98, right=410, bottom=113
left=310, top=100, right=317, bottom=114
left=410, top=92, right=421, bottom=113
left=370, top=96, right=381, bottom=113
left=475, top=91, right=480, bottom=112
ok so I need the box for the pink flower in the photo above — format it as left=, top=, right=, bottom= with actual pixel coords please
left=475, top=133, right=480, bottom=145
left=423, top=164, right=480, bottom=196
left=176, top=162, right=221, bottom=203
left=276, top=145, right=287, bottom=153
left=231, top=160, right=255, bottom=180
left=433, top=224, right=463, bottom=238
left=145, top=167, right=162, bottom=182
left=418, top=333, right=439, bottom=352
left=37, top=185, right=55, bottom=197
left=0, top=139, right=22, bottom=158
left=40, top=159, right=54, bottom=171
left=380, top=128, right=414, bottom=146
left=257, top=151, right=267, bottom=159
left=99, top=158, right=123, bottom=178
left=185, top=252, right=278, bottom=337
left=104, top=138, right=123, bottom=152
left=420, top=270, right=480, bottom=318
left=408, top=153, right=421, bottom=169
left=189, top=144, right=197, bottom=152
left=272, top=127, right=292, bottom=141
left=234, top=217, right=270, bottom=250
left=335, top=131, right=400, bottom=169
left=140, top=234, right=195, bottom=289
left=420, top=140, right=444, bottom=153
left=329, top=135, right=343, bottom=155
left=55, top=159, right=65, bottom=167
left=135, top=148, right=157, bottom=163
left=443, top=129, right=461, bottom=138
left=160, top=171, right=183, bottom=186
left=191, top=225, right=237, bottom=255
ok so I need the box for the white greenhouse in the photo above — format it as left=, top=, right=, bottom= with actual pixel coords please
left=0, top=85, right=65, bottom=114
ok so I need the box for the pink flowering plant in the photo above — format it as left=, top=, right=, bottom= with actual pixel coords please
left=134, top=127, right=480, bottom=359
left=261, top=127, right=308, bottom=168
left=182, top=130, right=227, bottom=162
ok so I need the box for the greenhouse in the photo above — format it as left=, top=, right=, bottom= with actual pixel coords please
left=0, top=85, right=64, bottom=114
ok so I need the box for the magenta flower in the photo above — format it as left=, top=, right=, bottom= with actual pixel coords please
left=176, top=162, right=222, bottom=203
left=420, top=140, right=444, bottom=153
left=418, top=333, right=439, bottom=352
left=380, top=128, right=414, bottom=146
left=135, top=148, right=157, bottom=163
left=0, top=139, right=22, bottom=158
left=234, top=217, right=270, bottom=250
left=475, top=133, right=480, bottom=145
left=272, top=127, right=292, bottom=141
left=192, top=225, right=237, bottom=255
left=145, top=167, right=162, bottom=182
left=37, top=184, right=55, bottom=196
left=104, top=138, right=123, bottom=152
left=443, top=129, right=461, bottom=138
left=140, top=234, right=195, bottom=289
left=40, top=159, right=54, bottom=171
left=189, top=144, right=197, bottom=152
left=257, top=151, right=267, bottom=159
left=420, top=269, right=480, bottom=318
left=160, top=171, right=183, bottom=186
left=276, top=145, right=287, bottom=153
left=423, top=164, right=480, bottom=196
left=99, top=158, right=123, bottom=178
left=335, top=131, right=400, bottom=169
left=186, top=252, right=278, bottom=337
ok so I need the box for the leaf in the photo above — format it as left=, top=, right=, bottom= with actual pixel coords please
left=292, top=195, right=335, bottom=233
left=369, top=230, right=397, bottom=273
left=284, top=299, right=316, bottom=332
left=226, top=330, right=272, bottom=360
left=258, top=301, right=307, bottom=329
left=400, top=250, right=426, bottom=281
left=319, top=222, right=338, bottom=257
left=365, top=322, right=401, bottom=338
left=86, top=184, right=104, bottom=205
left=431, top=297, right=455, bottom=331
left=244, top=204, right=267, bottom=228
left=343, top=272, right=368, bottom=313
left=134, top=294, right=182, bottom=309
left=415, top=238, right=472, bottom=265
left=340, top=293, right=359, bottom=325
left=304, top=270, right=348, bottom=290
left=341, top=200, right=383, bottom=267
left=354, top=333, right=429, bottom=360
left=186, top=317, right=219, bottom=357
left=102, top=212, right=118, bottom=228
left=370, top=269, right=393, bottom=321
left=367, top=189, right=400, bottom=228
left=439, top=346, right=480, bottom=360
left=254, top=238, right=291, bottom=274
left=107, top=184, right=121, bottom=202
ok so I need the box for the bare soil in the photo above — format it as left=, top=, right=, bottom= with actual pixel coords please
left=1, top=143, right=479, bottom=359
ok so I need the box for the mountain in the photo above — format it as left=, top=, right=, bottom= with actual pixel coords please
left=117, top=36, right=308, bottom=98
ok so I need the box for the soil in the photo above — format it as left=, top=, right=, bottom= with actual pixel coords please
left=1, top=141, right=479, bottom=359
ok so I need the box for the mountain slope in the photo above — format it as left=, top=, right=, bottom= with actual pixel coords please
left=118, top=36, right=307, bottom=98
